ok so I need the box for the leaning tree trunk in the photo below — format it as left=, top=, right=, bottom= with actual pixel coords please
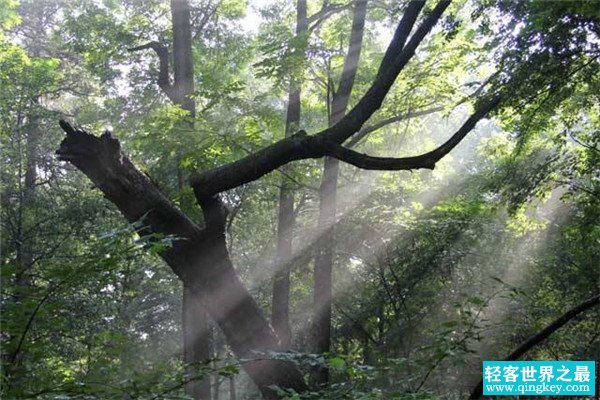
left=271, top=0, right=308, bottom=350
left=311, top=0, right=368, bottom=388
left=56, top=123, right=307, bottom=399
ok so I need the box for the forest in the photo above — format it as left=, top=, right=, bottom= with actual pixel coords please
left=1, top=0, right=599, bottom=399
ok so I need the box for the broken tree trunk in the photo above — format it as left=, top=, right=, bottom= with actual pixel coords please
left=56, top=122, right=307, bottom=399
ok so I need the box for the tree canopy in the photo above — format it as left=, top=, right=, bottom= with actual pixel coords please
left=1, top=0, right=598, bottom=399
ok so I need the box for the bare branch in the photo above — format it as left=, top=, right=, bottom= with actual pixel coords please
left=190, top=131, right=322, bottom=196
left=324, top=142, right=439, bottom=170
left=324, top=0, right=450, bottom=144
left=376, top=1, right=424, bottom=78
left=190, top=95, right=500, bottom=195
left=568, top=131, right=600, bottom=153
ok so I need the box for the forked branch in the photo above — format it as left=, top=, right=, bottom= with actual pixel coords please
left=190, top=95, right=500, bottom=196
left=324, top=96, right=500, bottom=170
left=190, top=0, right=455, bottom=195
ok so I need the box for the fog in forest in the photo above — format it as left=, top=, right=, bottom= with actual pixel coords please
left=1, top=1, right=598, bottom=399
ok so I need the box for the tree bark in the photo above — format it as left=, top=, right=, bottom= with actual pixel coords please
left=183, top=286, right=212, bottom=399
left=271, top=0, right=308, bottom=350
left=311, top=0, right=368, bottom=388
left=229, top=375, right=236, bottom=400
left=171, top=0, right=195, bottom=111
left=56, top=123, right=307, bottom=398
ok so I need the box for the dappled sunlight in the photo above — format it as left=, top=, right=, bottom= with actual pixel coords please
left=3, top=1, right=598, bottom=399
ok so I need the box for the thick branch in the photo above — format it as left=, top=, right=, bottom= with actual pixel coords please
left=190, top=1, right=451, bottom=195
left=323, top=0, right=445, bottom=144
left=376, top=0, right=424, bottom=79
left=128, top=41, right=177, bottom=102
left=469, top=294, right=600, bottom=400
left=324, top=97, right=500, bottom=170
left=190, top=130, right=321, bottom=195
left=191, top=95, right=499, bottom=195
left=325, top=143, right=439, bottom=170
left=194, top=191, right=229, bottom=234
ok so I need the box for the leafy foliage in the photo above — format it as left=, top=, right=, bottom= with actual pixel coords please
left=1, top=1, right=598, bottom=399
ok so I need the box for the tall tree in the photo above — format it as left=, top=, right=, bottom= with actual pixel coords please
left=271, top=0, right=308, bottom=349
left=129, top=1, right=211, bottom=398
left=311, top=0, right=368, bottom=387
left=1, top=0, right=65, bottom=391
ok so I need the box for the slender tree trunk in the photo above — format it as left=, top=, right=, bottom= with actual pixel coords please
left=170, top=1, right=212, bottom=398
left=183, top=287, right=212, bottom=399
left=212, top=333, right=223, bottom=400
left=16, top=120, right=37, bottom=290
left=311, top=156, right=338, bottom=387
left=7, top=115, right=38, bottom=392
left=271, top=0, right=307, bottom=350
left=311, top=0, right=368, bottom=388
left=229, top=375, right=236, bottom=400
left=213, top=377, right=220, bottom=400
left=362, top=335, right=370, bottom=364
left=5, top=9, right=56, bottom=388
